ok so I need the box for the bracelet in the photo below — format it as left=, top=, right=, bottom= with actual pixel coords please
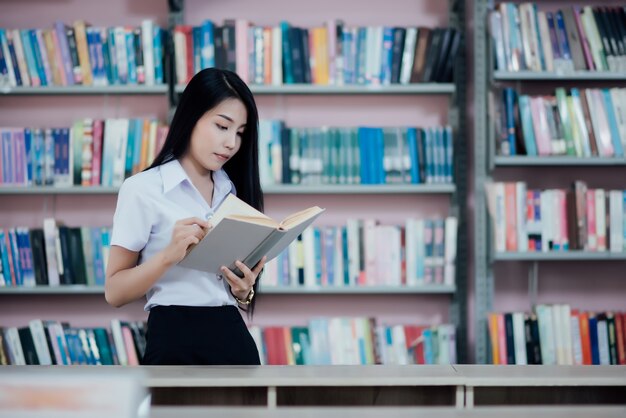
left=234, top=288, right=255, bottom=305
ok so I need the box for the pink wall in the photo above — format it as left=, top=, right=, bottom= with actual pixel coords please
left=0, top=1, right=455, bottom=334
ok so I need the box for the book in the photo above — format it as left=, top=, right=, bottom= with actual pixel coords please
left=179, top=193, right=325, bottom=277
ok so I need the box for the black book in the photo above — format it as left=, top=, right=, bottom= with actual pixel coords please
left=42, top=321, right=57, bottom=365
left=29, top=229, right=48, bottom=285
left=440, top=30, right=461, bottom=83
left=504, top=313, right=516, bottom=365
left=222, top=20, right=237, bottom=73
left=65, top=27, right=81, bottom=84
left=57, top=226, right=72, bottom=285
left=390, top=27, right=406, bottom=84
left=213, top=26, right=225, bottom=69
left=18, top=327, right=39, bottom=365
left=607, top=8, right=626, bottom=59
left=431, top=28, right=453, bottom=82
left=591, top=8, right=614, bottom=65
left=289, top=27, right=304, bottom=84
left=280, top=125, right=291, bottom=184
left=133, top=27, right=145, bottom=83
left=300, top=28, right=312, bottom=84
left=68, top=227, right=88, bottom=285
left=607, top=313, right=618, bottom=365
left=601, top=8, right=624, bottom=60
left=421, top=28, right=443, bottom=82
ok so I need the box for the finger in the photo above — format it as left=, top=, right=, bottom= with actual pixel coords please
left=234, top=260, right=254, bottom=283
left=220, top=266, right=247, bottom=291
left=184, top=236, right=200, bottom=248
left=251, top=256, right=267, bottom=275
left=177, top=224, right=207, bottom=241
left=177, top=217, right=209, bottom=228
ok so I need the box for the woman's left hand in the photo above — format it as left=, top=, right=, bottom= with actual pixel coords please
left=221, top=257, right=266, bottom=302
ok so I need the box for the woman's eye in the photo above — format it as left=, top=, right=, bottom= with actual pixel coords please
left=216, top=124, right=228, bottom=131
left=237, top=131, right=244, bottom=137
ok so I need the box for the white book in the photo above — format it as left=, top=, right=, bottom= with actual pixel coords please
left=28, top=319, right=52, bottom=365
left=490, top=182, right=507, bottom=253
left=110, top=319, right=128, bottom=366
left=444, top=217, right=458, bottom=286
left=114, top=27, right=129, bottom=83
left=560, top=304, right=573, bottom=365
left=391, top=324, right=408, bottom=365
left=42, top=218, right=60, bottom=286
left=570, top=311, right=583, bottom=365
left=437, top=325, right=450, bottom=365
left=10, top=29, right=30, bottom=86
left=363, top=219, right=378, bottom=285
left=489, top=11, right=506, bottom=71
left=551, top=304, right=564, bottom=365
left=174, top=29, right=187, bottom=85
left=400, top=28, right=418, bottom=84
left=258, top=120, right=274, bottom=186
left=597, top=319, right=610, bottom=365
left=248, top=326, right=265, bottom=364
left=610, top=190, right=624, bottom=253
left=142, top=20, right=155, bottom=85
left=581, top=8, right=606, bottom=71
left=112, top=119, right=129, bottom=187
left=271, top=26, right=282, bottom=86
left=536, top=304, right=556, bottom=365
left=4, top=327, right=26, bottom=365
left=512, top=312, right=527, bottom=365
left=537, top=11, right=553, bottom=72
left=334, top=226, right=345, bottom=287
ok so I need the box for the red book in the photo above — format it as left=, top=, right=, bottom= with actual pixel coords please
left=91, top=119, right=103, bottom=186
left=615, top=312, right=626, bottom=365
left=579, top=311, right=592, bottom=365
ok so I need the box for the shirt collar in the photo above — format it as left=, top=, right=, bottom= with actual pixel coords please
left=159, top=159, right=235, bottom=200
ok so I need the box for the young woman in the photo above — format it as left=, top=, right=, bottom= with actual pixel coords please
left=105, top=68, right=265, bottom=365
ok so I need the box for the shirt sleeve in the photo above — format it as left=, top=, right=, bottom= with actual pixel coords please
left=110, top=179, right=152, bottom=252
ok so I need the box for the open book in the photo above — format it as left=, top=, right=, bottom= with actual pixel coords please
left=179, top=194, right=325, bottom=277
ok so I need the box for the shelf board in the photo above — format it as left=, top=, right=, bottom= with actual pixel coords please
left=176, top=83, right=455, bottom=95
left=0, top=286, right=105, bottom=295
left=0, top=184, right=455, bottom=195
left=262, top=184, right=455, bottom=194
left=494, top=156, right=626, bottom=166
left=260, top=285, right=456, bottom=294
left=0, top=186, right=120, bottom=195
left=493, top=70, right=626, bottom=81
left=494, top=252, right=626, bottom=261
left=0, top=85, right=168, bottom=95
left=0, top=285, right=455, bottom=295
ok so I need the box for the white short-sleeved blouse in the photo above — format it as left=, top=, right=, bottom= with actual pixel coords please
left=110, top=159, right=237, bottom=311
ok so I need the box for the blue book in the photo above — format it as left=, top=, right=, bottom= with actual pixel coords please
left=153, top=27, right=163, bottom=84
left=7, top=33, right=22, bottom=86
left=200, top=20, right=215, bottom=69
left=86, top=28, right=98, bottom=82
left=0, top=29, right=11, bottom=85
left=314, top=227, right=322, bottom=286
left=101, top=29, right=114, bottom=84
left=546, top=12, right=561, bottom=60
left=132, top=119, right=143, bottom=172
left=601, top=89, right=623, bottom=157
left=425, top=128, right=434, bottom=183
left=20, top=30, right=40, bottom=86
left=125, top=31, right=137, bottom=84
left=192, top=26, right=202, bottom=74
left=125, top=118, right=136, bottom=177
left=555, top=11, right=572, bottom=62
left=373, top=128, right=385, bottom=184
left=107, top=28, right=119, bottom=84
left=407, top=127, right=420, bottom=184
left=280, top=21, right=293, bottom=84
left=20, top=228, right=35, bottom=287
left=8, top=229, right=22, bottom=286
left=531, top=4, right=546, bottom=70
left=0, top=229, right=12, bottom=286
left=323, top=227, right=335, bottom=286
left=23, top=129, right=33, bottom=184
left=28, top=30, right=47, bottom=86
left=423, top=328, right=434, bottom=364
left=341, top=226, right=349, bottom=285
left=1, top=130, right=12, bottom=183
left=380, top=27, right=393, bottom=85
left=503, top=88, right=517, bottom=155
left=444, top=126, right=454, bottom=184
left=358, top=127, right=369, bottom=184
left=342, top=29, right=354, bottom=84
left=91, top=227, right=105, bottom=286
left=518, top=95, right=538, bottom=156
left=588, top=315, right=600, bottom=365
left=94, top=29, right=107, bottom=84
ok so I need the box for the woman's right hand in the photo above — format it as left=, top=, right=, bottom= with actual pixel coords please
left=161, top=217, right=211, bottom=266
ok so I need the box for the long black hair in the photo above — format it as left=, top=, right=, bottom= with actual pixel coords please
left=149, top=68, right=264, bottom=315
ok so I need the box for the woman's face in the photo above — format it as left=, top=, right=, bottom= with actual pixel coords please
left=186, top=98, right=247, bottom=173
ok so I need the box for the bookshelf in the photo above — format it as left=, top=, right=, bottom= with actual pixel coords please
left=0, top=0, right=468, bottom=362
left=474, top=1, right=626, bottom=364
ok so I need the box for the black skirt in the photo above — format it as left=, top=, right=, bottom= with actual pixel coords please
left=142, top=305, right=260, bottom=365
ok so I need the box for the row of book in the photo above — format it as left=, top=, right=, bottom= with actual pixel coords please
left=0, top=119, right=169, bottom=187
left=0, top=221, right=112, bottom=288
left=0, top=121, right=451, bottom=187
left=489, top=305, right=626, bottom=365
left=175, top=20, right=460, bottom=86
left=0, top=319, right=144, bottom=366
left=0, top=21, right=166, bottom=87
left=493, top=87, right=626, bottom=157
left=250, top=319, right=456, bottom=365
left=489, top=4, right=626, bottom=73
left=262, top=218, right=457, bottom=288
left=259, top=122, right=454, bottom=186
left=486, top=181, right=626, bottom=253
left=0, top=318, right=456, bottom=366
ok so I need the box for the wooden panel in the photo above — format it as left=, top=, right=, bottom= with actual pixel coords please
left=473, top=387, right=626, bottom=406
left=151, top=387, right=267, bottom=406
left=277, top=386, right=456, bottom=406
